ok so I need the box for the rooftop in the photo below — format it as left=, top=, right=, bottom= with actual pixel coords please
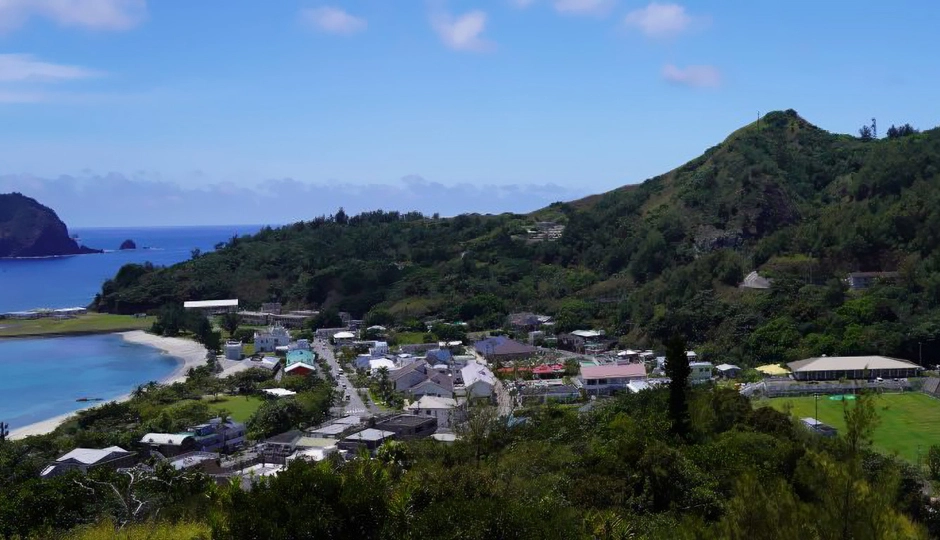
left=571, top=330, right=603, bottom=338
left=57, top=446, right=129, bottom=465
left=183, top=299, right=238, bottom=309
left=376, top=414, right=435, bottom=428
left=407, top=395, right=461, bottom=410
left=333, top=331, right=355, bottom=339
left=344, top=428, right=395, bottom=442
left=262, top=388, right=297, bottom=398
left=580, top=364, right=646, bottom=379
left=787, top=355, right=922, bottom=372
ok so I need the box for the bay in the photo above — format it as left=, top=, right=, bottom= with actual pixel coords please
left=0, top=335, right=179, bottom=430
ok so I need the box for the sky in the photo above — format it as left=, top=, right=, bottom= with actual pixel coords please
left=0, top=0, right=938, bottom=226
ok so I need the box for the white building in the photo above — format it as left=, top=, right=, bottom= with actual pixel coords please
left=371, top=341, right=390, bottom=356
left=254, top=325, right=290, bottom=353
left=580, top=364, right=647, bottom=396
left=690, top=361, right=714, bottom=383
left=183, top=299, right=238, bottom=314
left=461, top=361, right=497, bottom=400
left=333, top=331, right=355, bottom=345
left=224, top=341, right=242, bottom=361
left=406, top=396, right=466, bottom=428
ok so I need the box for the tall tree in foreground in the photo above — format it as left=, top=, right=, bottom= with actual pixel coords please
left=665, top=335, right=691, bottom=439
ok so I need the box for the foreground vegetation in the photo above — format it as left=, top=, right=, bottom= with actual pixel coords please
left=93, top=111, right=940, bottom=368
left=1, top=384, right=936, bottom=539
left=765, top=392, right=940, bottom=464
left=0, top=313, right=154, bottom=338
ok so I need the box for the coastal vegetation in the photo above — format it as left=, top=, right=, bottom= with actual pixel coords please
left=92, top=111, right=940, bottom=368
left=0, top=313, right=155, bottom=338
left=1, top=385, right=936, bottom=538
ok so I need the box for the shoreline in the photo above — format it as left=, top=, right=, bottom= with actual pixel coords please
left=8, top=330, right=210, bottom=440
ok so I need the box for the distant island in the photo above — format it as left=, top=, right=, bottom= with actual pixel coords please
left=0, top=193, right=102, bottom=258
left=119, top=239, right=137, bottom=250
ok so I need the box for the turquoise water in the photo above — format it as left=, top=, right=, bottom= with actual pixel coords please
left=0, top=334, right=179, bottom=430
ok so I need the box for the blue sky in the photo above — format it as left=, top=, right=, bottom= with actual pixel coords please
left=0, top=0, right=937, bottom=226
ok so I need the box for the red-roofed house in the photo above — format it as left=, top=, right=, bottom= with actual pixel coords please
left=580, top=364, right=646, bottom=395
left=532, top=363, right=565, bottom=379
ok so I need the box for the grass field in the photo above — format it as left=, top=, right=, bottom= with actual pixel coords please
left=204, top=395, right=264, bottom=422
left=394, top=331, right=429, bottom=345
left=762, top=392, right=940, bottom=463
left=0, top=313, right=155, bottom=338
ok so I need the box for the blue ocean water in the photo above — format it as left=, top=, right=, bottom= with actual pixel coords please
left=0, top=335, right=179, bottom=430
left=0, top=225, right=263, bottom=313
left=0, top=225, right=265, bottom=431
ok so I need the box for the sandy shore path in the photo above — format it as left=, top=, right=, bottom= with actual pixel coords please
left=9, top=331, right=210, bottom=440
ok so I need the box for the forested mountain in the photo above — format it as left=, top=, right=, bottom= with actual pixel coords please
left=95, top=110, right=940, bottom=366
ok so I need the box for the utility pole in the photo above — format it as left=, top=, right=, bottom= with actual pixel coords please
left=0, top=422, right=8, bottom=443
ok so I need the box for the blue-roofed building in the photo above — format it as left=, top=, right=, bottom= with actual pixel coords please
left=473, top=336, right=537, bottom=361
left=285, top=349, right=316, bottom=377
left=425, top=348, right=453, bottom=365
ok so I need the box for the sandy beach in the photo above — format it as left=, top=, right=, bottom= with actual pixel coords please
left=9, top=330, right=211, bottom=440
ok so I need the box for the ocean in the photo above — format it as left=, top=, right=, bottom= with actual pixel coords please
left=0, top=225, right=265, bottom=431
left=0, top=225, right=263, bottom=313
left=0, top=335, right=180, bottom=430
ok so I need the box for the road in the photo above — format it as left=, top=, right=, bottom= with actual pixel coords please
left=313, top=339, right=379, bottom=417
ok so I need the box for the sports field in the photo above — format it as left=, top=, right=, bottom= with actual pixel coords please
left=762, top=392, right=940, bottom=463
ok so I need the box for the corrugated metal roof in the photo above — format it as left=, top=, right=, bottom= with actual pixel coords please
left=57, top=446, right=129, bottom=465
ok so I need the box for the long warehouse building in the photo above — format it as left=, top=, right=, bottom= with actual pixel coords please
left=786, top=355, right=922, bottom=381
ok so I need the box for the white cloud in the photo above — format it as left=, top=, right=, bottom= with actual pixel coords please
left=300, top=6, right=367, bottom=35
left=623, top=3, right=692, bottom=38
left=0, top=90, right=48, bottom=103
left=431, top=10, right=494, bottom=52
left=0, top=0, right=146, bottom=32
left=553, top=0, right=616, bottom=16
left=661, top=64, right=720, bottom=88
left=0, top=54, right=100, bottom=82
left=510, top=0, right=537, bottom=8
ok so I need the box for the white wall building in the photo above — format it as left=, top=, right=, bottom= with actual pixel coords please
left=461, top=361, right=496, bottom=400
left=254, top=325, right=290, bottom=353
left=406, top=396, right=465, bottom=429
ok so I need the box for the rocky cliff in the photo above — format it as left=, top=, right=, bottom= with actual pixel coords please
left=0, top=193, right=102, bottom=257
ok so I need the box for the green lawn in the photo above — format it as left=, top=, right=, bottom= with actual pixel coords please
left=394, top=331, right=429, bottom=345
left=0, top=313, right=155, bottom=337
left=762, top=392, right=940, bottom=463
left=204, top=395, right=264, bottom=422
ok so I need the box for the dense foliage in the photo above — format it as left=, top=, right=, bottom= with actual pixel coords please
left=94, top=110, right=940, bottom=366
left=2, top=388, right=935, bottom=539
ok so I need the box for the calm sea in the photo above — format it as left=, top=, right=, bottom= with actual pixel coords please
left=0, top=225, right=263, bottom=313
left=0, top=225, right=265, bottom=431
left=0, top=335, right=180, bottom=430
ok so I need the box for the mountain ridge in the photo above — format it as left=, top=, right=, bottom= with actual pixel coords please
left=93, top=110, right=940, bottom=366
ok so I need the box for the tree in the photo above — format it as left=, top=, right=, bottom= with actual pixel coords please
left=859, top=124, right=874, bottom=140
left=927, top=445, right=940, bottom=480
left=220, top=312, right=240, bottom=337
left=664, top=334, right=691, bottom=439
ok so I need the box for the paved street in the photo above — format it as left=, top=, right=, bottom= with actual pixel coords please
left=313, top=339, right=380, bottom=417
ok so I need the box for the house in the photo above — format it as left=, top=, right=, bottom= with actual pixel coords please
left=580, top=364, right=646, bottom=395
left=532, top=363, right=566, bottom=379
left=473, top=336, right=537, bottom=362
left=338, top=429, right=395, bottom=453
left=271, top=313, right=309, bottom=328
left=558, top=330, right=609, bottom=354
left=254, top=325, right=290, bottom=353
left=369, top=358, right=396, bottom=374
left=224, top=341, right=242, bottom=361
left=371, top=341, right=390, bottom=356
left=846, top=271, right=900, bottom=290
left=285, top=349, right=317, bottom=377
left=40, top=446, right=136, bottom=478
left=333, top=331, right=356, bottom=345
left=461, top=361, right=497, bottom=400
left=186, top=418, right=247, bottom=452
left=786, top=355, right=922, bottom=381
left=389, top=361, right=432, bottom=392
left=183, top=299, right=238, bottom=314
left=425, top=348, right=453, bottom=365
left=306, top=422, right=363, bottom=440
left=139, top=433, right=196, bottom=457
left=409, top=372, right=454, bottom=398
left=715, top=363, right=741, bottom=378
left=263, top=430, right=340, bottom=461
left=238, top=310, right=271, bottom=326
left=690, top=361, right=714, bottom=383
left=406, top=396, right=466, bottom=428
left=248, top=356, right=281, bottom=376
left=374, top=414, right=438, bottom=440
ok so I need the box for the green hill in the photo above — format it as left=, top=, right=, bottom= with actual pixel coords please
left=94, top=110, right=940, bottom=366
